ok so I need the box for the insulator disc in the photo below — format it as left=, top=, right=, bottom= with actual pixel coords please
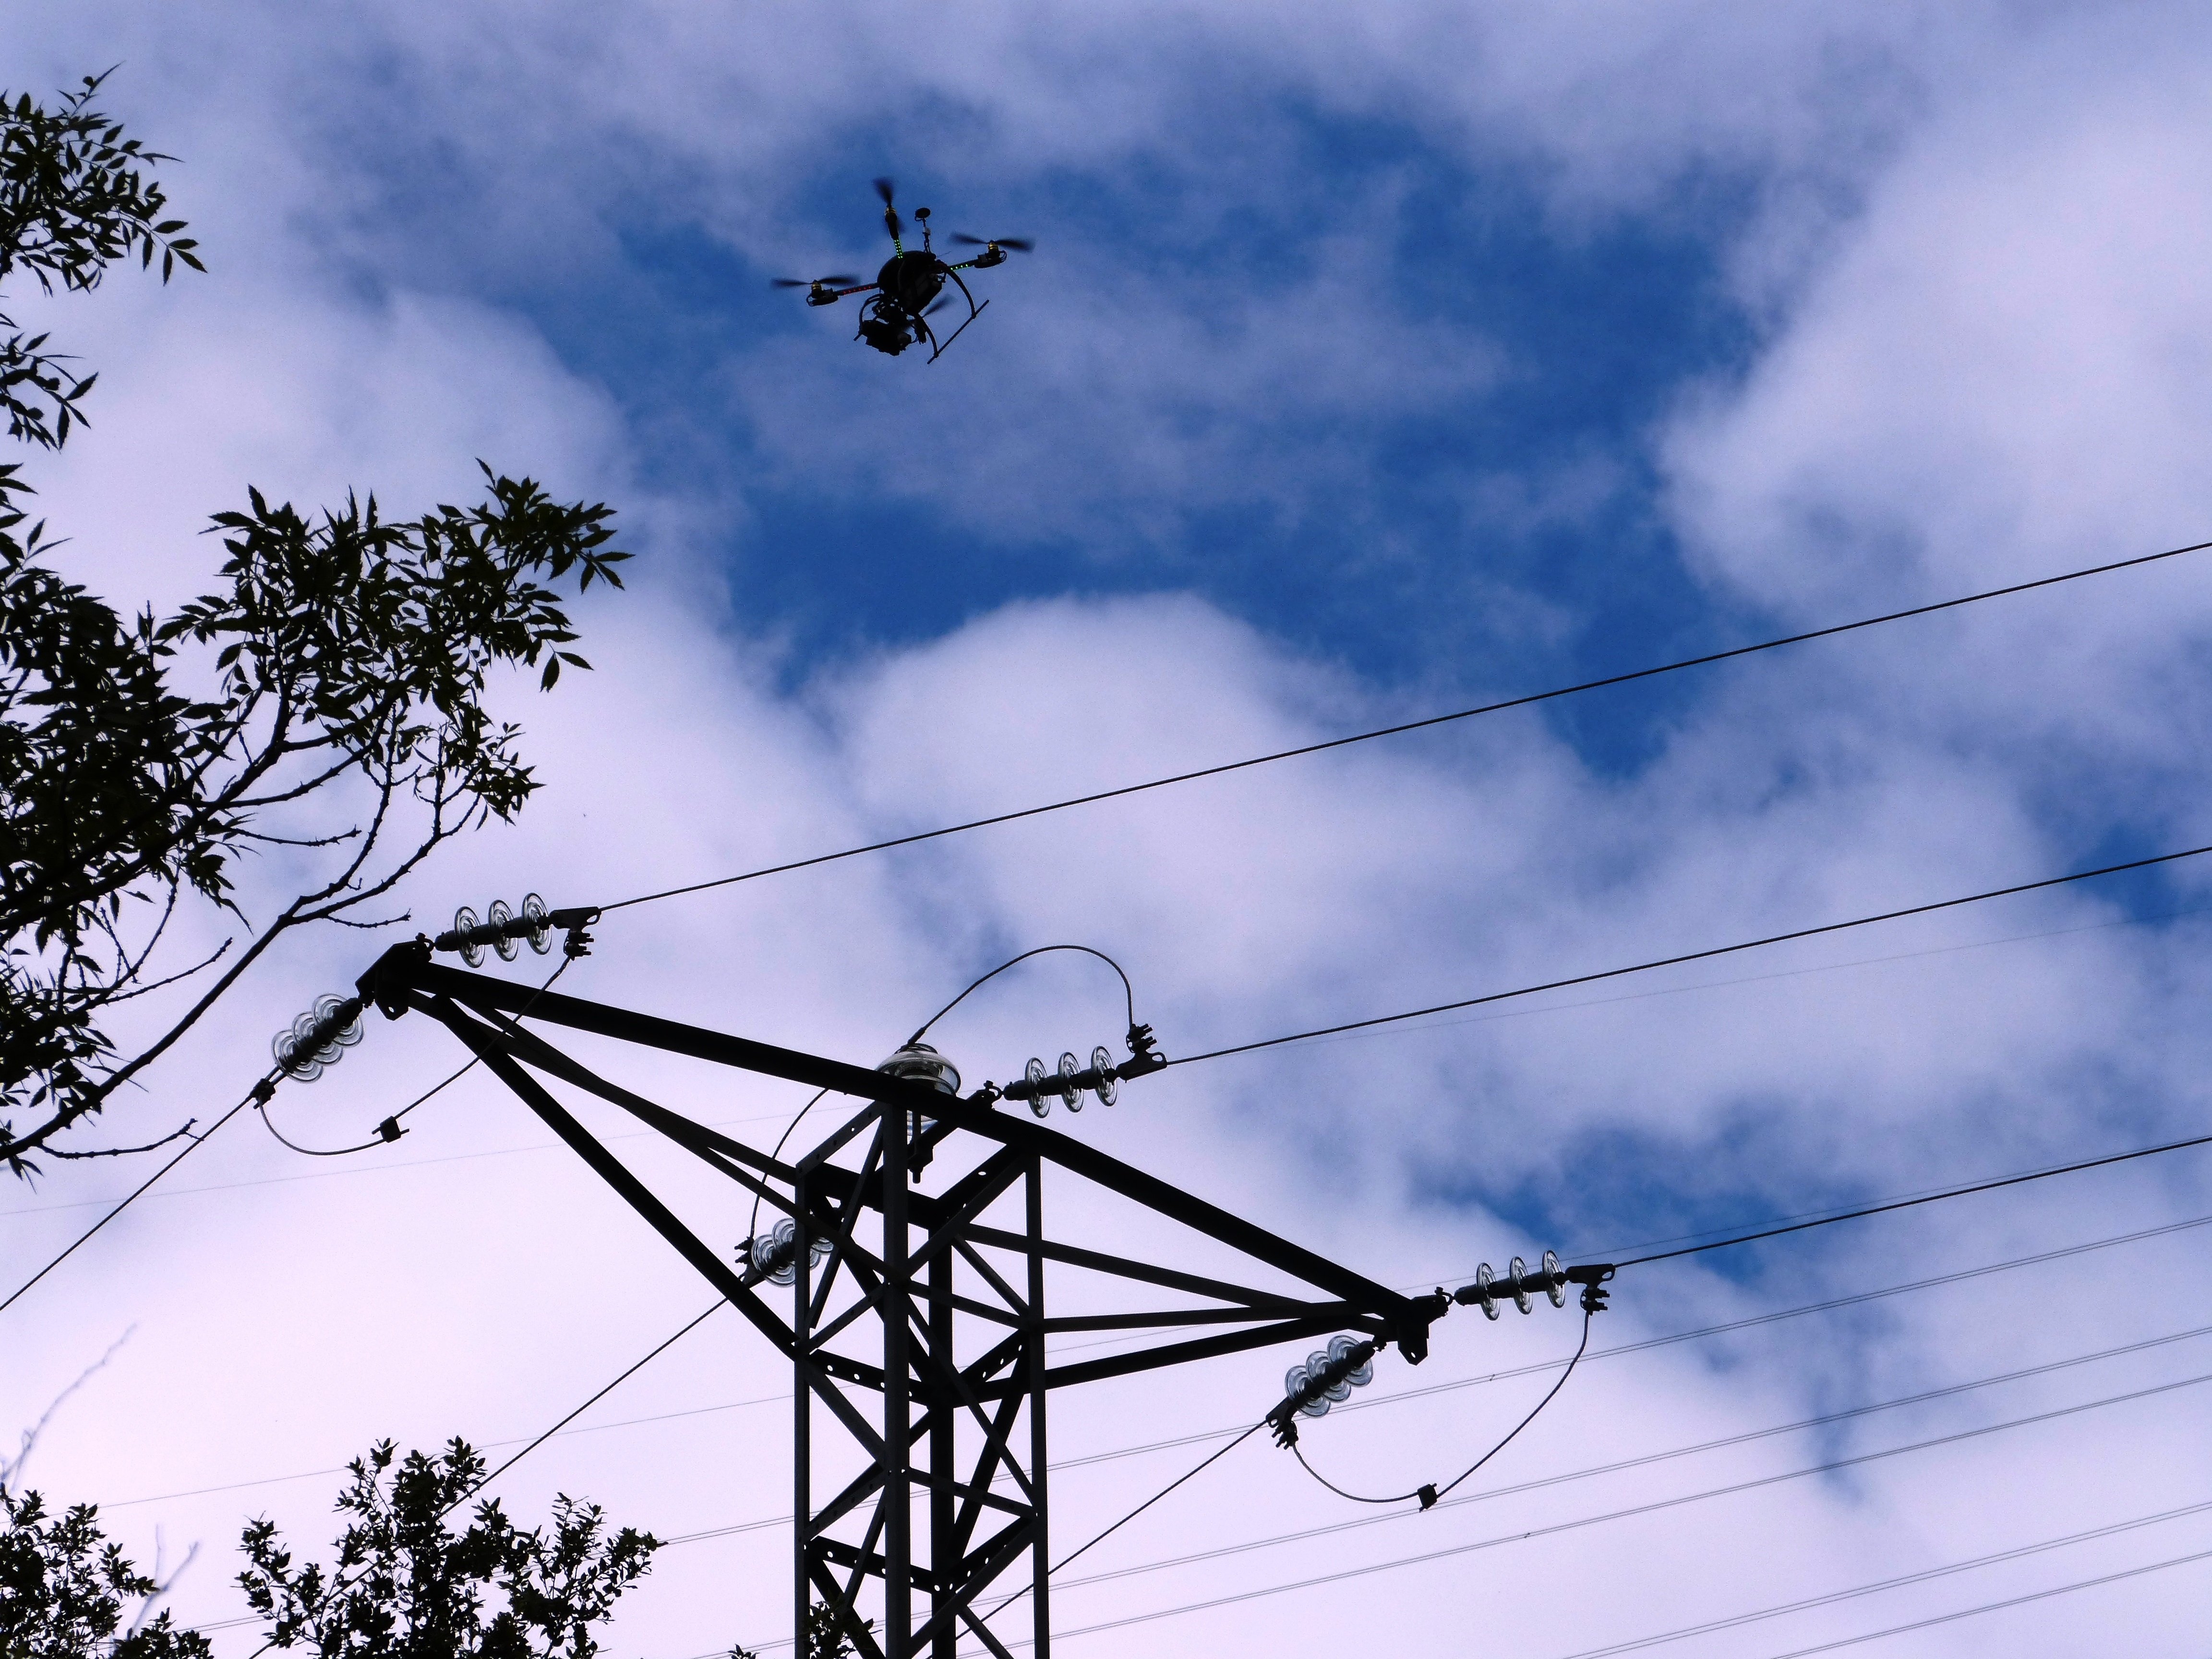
left=1310, top=1347, right=1353, bottom=1404
left=1058, top=1052, right=1083, bottom=1112
left=1510, top=1255, right=1533, bottom=1314
left=1025, top=1057, right=1050, bottom=1118
left=1475, top=1263, right=1499, bottom=1320
left=1286, top=1359, right=1331, bottom=1417
left=1327, top=1333, right=1373, bottom=1389
left=488, top=899, right=519, bottom=961
left=1543, top=1249, right=1565, bottom=1308
left=310, top=994, right=362, bottom=1062
left=1091, top=1046, right=1118, bottom=1106
left=453, top=906, right=483, bottom=968
left=522, top=892, right=553, bottom=954
left=271, top=1029, right=307, bottom=1080
left=751, top=1216, right=802, bottom=1286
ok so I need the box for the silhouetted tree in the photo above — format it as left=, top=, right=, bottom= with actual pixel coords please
left=0, top=72, right=630, bottom=1176
left=0, top=1485, right=209, bottom=1659
left=238, top=1440, right=657, bottom=1659
left=1, top=1440, right=662, bottom=1659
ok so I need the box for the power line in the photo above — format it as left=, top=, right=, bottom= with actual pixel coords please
left=36, top=894, right=2174, bottom=1232
left=2, top=960, right=582, bottom=1322
left=118, top=1193, right=2212, bottom=1536
left=1169, top=839, right=2212, bottom=1066
left=706, top=1359, right=2212, bottom=1658
left=977, top=1419, right=1272, bottom=1626
left=1552, top=1495, right=2212, bottom=1659
left=0, top=1101, right=815, bottom=1222
left=1293, top=1305, right=1596, bottom=1506
left=601, top=537, right=2212, bottom=916
left=1050, top=1324, right=2212, bottom=1597
left=106, top=1382, right=793, bottom=1513
left=968, top=1367, right=2212, bottom=1653
left=0, top=1078, right=272, bottom=1317
left=1255, top=898, right=2212, bottom=1068
left=466, top=1298, right=726, bottom=1498
left=662, top=1310, right=2212, bottom=1554
left=1610, top=1124, right=2212, bottom=1269
left=200, top=1300, right=732, bottom=1646
left=1750, top=1549, right=2212, bottom=1659
left=648, top=1220, right=2212, bottom=1560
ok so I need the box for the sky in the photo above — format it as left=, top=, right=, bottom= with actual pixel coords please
left=7, top=2, right=2212, bottom=1655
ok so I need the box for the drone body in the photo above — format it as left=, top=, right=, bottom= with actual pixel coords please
left=773, top=179, right=1031, bottom=361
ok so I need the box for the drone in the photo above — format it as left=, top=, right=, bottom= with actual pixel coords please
left=773, top=178, right=1032, bottom=361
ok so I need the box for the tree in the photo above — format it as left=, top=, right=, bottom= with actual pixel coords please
left=0, top=73, right=630, bottom=1176
left=0, top=1486, right=210, bottom=1659
left=238, top=1440, right=657, bottom=1659
left=1, top=1441, right=661, bottom=1659
left=800, top=1600, right=872, bottom=1659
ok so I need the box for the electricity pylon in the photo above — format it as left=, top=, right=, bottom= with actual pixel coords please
left=357, top=942, right=1443, bottom=1659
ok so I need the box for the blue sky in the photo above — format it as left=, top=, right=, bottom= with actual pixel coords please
left=10, top=5, right=2212, bottom=1656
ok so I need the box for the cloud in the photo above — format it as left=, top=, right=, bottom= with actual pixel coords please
left=7, top=3, right=2212, bottom=1657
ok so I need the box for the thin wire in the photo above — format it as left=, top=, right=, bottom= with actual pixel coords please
left=1, top=959, right=571, bottom=1321
left=1168, top=839, right=2212, bottom=1066
left=906, top=944, right=1136, bottom=1045
left=601, top=536, right=2212, bottom=915
left=748, top=1087, right=830, bottom=1245
left=1611, top=1124, right=2212, bottom=1269
left=1000, top=1367, right=2212, bottom=1646
left=143, top=1214, right=2212, bottom=1529
left=1291, top=1304, right=1596, bottom=1505
left=978, top=1418, right=1271, bottom=1624
left=1750, top=1548, right=2212, bottom=1659
left=220, top=1298, right=730, bottom=1652
left=1054, top=1322, right=2212, bottom=1599
left=464, top=1298, right=726, bottom=1498
left=721, top=1364, right=2212, bottom=1658
left=750, top=945, right=1138, bottom=1238
left=655, top=1311, right=2212, bottom=1556
left=247, top=957, right=573, bottom=1161
left=253, top=1099, right=389, bottom=1158
left=100, top=1206, right=2207, bottom=1521
left=0, top=1078, right=272, bottom=1317
left=1552, top=1496, right=2212, bottom=1659
left=1427, top=1305, right=1596, bottom=1499
left=0, top=1099, right=813, bottom=1222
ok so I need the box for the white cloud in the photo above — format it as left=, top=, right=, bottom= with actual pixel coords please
left=8, top=2, right=2212, bottom=1656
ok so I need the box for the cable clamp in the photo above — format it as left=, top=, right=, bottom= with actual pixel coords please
left=1417, top=1483, right=1438, bottom=1511
left=1565, top=1262, right=1616, bottom=1314
left=1118, top=1022, right=1167, bottom=1078
left=375, top=1117, right=404, bottom=1144
left=251, top=1078, right=277, bottom=1105
left=553, top=907, right=601, bottom=958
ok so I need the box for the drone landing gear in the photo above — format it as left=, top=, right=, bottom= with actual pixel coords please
left=925, top=297, right=986, bottom=362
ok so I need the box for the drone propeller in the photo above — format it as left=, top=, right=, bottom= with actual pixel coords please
left=950, top=234, right=1034, bottom=252
left=874, top=176, right=903, bottom=240
left=771, top=275, right=860, bottom=289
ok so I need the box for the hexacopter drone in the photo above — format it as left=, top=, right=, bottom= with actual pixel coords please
left=773, top=178, right=1031, bottom=361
